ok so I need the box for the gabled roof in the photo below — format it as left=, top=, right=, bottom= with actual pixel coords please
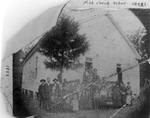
left=22, top=7, right=142, bottom=66
left=21, top=3, right=68, bottom=66
left=106, top=12, right=141, bottom=60
left=77, top=11, right=141, bottom=60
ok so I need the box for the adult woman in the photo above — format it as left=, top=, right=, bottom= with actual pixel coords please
left=126, top=82, right=132, bottom=106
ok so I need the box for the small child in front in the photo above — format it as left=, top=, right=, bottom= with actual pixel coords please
left=71, top=94, right=79, bottom=113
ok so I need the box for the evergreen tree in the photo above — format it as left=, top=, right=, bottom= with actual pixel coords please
left=39, top=14, right=89, bottom=83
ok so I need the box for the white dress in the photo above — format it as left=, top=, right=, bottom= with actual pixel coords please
left=71, top=99, right=79, bottom=111
left=126, top=85, right=132, bottom=105
left=126, top=95, right=132, bottom=105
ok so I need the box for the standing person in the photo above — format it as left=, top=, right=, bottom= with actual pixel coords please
left=52, top=78, right=61, bottom=98
left=126, top=82, right=132, bottom=106
left=38, top=79, right=46, bottom=109
left=120, top=82, right=127, bottom=106
left=88, top=66, right=94, bottom=83
left=94, top=89, right=100, bottom=110
left=92, top=68, right=100, bottom=83
left=52, top=78, right=61, bottom=113
left=106, top=87, right=113, bottom=110
left=100, top=86, right=107, bottom=107
left=71, top=94, right=79, bottom=113
left=112, top=84, right=122, bottom=107
left=44, top=77, right=52, bottom=112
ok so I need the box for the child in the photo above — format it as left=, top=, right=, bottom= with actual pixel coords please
left=94, top=90, right=100, bottom=110
left=126, top=82, right=132, bottom=106
left=71, top=94, right=79, bottom=113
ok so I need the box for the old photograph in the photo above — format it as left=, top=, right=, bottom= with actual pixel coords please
left=1, top=0, right=150, bottom=118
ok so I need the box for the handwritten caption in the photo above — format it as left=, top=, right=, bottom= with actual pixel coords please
left=82, top=0, right=147, bottom=7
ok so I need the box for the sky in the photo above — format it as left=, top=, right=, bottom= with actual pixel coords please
left=2, top=0, right=68, bottom=41
left=1, top=1, right=67, bottom=118
left=1, top=0, right=68, bottom=59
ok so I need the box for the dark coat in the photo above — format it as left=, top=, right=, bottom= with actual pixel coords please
left=52, top=83, right=61, bottom=97
left=44, top=83, right=52, bottom=99
left=38, top=84, right=45, bottom=98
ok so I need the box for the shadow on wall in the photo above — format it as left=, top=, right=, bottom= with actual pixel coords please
left=13, top=52, right=32, bottom=117
left=130, top=85, right=150, bottom=118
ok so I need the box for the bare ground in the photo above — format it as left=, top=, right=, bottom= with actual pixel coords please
left=21, top=96, right=140, bottom=118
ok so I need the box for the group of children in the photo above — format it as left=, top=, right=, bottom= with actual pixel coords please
left=38, top=75, right=133, bottom=113
left=93, top=81, right=133, bottom=109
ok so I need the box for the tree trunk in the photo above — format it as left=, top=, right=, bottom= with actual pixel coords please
left=59, top=51, right=64, bottom=84
left=59, top=66, right=63, bottom=84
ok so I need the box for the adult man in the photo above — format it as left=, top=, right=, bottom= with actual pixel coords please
left=38, top=79, right=46, bottom=109
left=112, top=84, right=122, bottom=107
left=52, top=78, right=61, bottom=112
left=52, top=78, right=61, bottom=97
left=44, top=77, right=52, bottom=111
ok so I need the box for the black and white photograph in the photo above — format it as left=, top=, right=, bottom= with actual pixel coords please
left=1, top=0, right=150, bottom=118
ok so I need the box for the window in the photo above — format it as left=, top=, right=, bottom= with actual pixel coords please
left=35, top=56, right=38, bottom=79
left=116, top=63, right=122, bottom=83
left=25, top=90, right=28, bottom=95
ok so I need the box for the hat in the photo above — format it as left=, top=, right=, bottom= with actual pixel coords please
left=40, top=79, right=46, bottom=82
left=127, top=82, right=130, bottom=84
left=53, top=78, right=58, bottom=82
left=93, top=68, right=97, bottom=72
